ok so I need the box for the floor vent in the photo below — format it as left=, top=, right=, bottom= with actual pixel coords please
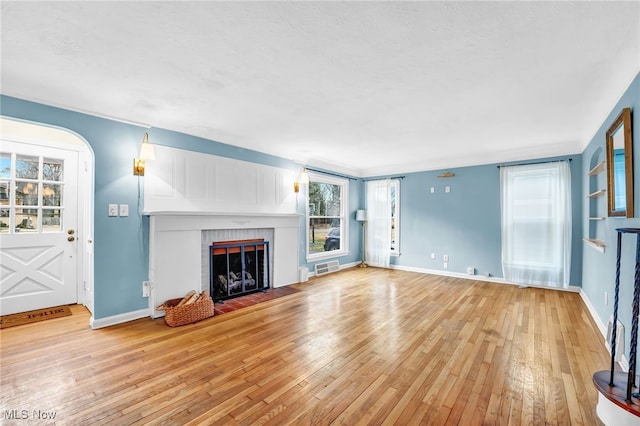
left=606, top=315, right=624, bottom=362
left=315, top=260, right=340, bottom=276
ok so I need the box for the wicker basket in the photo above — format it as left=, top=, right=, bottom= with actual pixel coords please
left=157, top=295, right=214, bottom=327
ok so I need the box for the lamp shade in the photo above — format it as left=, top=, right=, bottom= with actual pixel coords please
left=139, top=143, right=155, bottom=160
left=139, top=132, right=156, bottom=160
left=356, top=209, right=366, bottom=221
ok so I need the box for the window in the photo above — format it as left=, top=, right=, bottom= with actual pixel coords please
left=0, top=152, right=65, bottom=234
left=365, top=178, right=399, bottom=267
left=307, top=173, right=348, bottom=260
left=500, top=162, right=571, bottom=288
left=390, top=179, right=400, bottom=255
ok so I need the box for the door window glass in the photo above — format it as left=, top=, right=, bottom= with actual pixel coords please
left=43, top=158, right=63, bottom=181
left=43, top=184, right=62, bottom=206
left=0, top=182, right=9, bottom=205
left=16, top=155, right=38, bottom=179
left=0, top=208, right=8, bottom=233
left=43, top=209, right=62, bottom=232
left=0, top=152, right=65, bottom=234
left=0, top=154, right=10, bottom=178
left=16, top=181, right=38, bottom=206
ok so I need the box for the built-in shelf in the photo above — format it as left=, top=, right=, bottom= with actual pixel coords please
left=588, top=161, right=606, bottom=176
left=588, top=189, right=606, bottom=198
left=587, top=155, right=606, bottom=248
left=583, top=238, right=606, bottom=253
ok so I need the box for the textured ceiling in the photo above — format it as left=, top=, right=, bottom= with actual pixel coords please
left=1, top=1, right=639, bottom=176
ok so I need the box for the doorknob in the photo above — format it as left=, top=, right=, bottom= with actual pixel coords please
left=67, top=229, right=75, bottom=235
left=68, top=236, right=75, bottom=242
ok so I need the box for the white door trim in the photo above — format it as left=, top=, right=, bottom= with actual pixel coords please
left=0, top=116, right=95, bottom=316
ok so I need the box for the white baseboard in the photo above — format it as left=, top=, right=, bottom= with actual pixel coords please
left=90, top=309, right=150, bottom=329
left=339, top=261, right=359, bottom=270
left=579, top=288, right=630, bottom=372
left=620, top=354, right=630, bottom=372
left=389, top=264, right=581, bottom=293
left=579, top=288, right=608, bottom=338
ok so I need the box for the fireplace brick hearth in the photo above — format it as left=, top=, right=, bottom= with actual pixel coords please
left=213, top=286, right=299, bottom=315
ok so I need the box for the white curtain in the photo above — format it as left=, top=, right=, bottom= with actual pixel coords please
left=500, top=162, right=572, bottom=288
left=366, top=179, right=392, bottom=268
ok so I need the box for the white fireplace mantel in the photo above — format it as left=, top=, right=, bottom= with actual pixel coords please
left=147, top=213, right=301, bottom=318
left=142, top=145, right=303, bottom=318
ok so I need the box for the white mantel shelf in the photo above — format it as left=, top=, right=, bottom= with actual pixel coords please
left=148, top=213, right=301, bottom=232
left=144, top=211, right=302, bottom=217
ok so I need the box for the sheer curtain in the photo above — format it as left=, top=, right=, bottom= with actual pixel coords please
left=500, top=162, right=572, bottom=288
left=366, top=179, right=392, bottom=268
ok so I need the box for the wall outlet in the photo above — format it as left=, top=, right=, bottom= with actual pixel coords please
left=443, top=262, right=448, bottom=269
left=119, top=204, right=129, bottom=217
left=430, top=187, right=435, bottom=193
left=443, top=254, right=449, bottom=262
left=142, top=281, right=150, bottom=297
left=445, top=186, right=451, bottom=193
left=431, top=252, right=436, bottom=259
left=467, top=267, right=475, bottom=275
left=108, top=204, right=118, bottom=217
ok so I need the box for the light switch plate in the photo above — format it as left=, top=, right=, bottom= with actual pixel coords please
left=119, top=204, right=129, bottom=217
left=108, top=204, right=118, bottom=217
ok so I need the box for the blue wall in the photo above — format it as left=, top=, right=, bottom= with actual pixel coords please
left=387, top=155, right=583, bottom=285
left=581, top=72, right=640, bottom=337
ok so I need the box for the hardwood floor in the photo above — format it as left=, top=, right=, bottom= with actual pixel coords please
left=1, top=268, right=609, bottom=425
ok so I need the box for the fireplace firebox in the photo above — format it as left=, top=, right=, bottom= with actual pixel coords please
left=210, top=239, right=270, bottom=302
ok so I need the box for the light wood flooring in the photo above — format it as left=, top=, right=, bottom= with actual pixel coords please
left=1, top=268, right=609, bottom=425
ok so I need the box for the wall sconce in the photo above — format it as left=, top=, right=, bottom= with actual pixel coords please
left=294, top=167, right=309, bottom=193
left=133, top=132, right=156, bottom=176
left=356, top=209, right=367, bottom=268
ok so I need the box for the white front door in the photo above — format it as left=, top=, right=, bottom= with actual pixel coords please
left=0, top=140, right=79, bottom=315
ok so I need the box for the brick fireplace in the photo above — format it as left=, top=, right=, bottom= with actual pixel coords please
left=142, top=145, right=300, bottom=319
left=148, top=214, right=300, bottom=318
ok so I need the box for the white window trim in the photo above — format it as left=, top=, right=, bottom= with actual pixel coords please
left=306, top=172, right=349, bottom=262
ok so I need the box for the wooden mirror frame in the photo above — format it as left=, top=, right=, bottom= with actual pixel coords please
left=606, top=107, right=634, bottom=217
